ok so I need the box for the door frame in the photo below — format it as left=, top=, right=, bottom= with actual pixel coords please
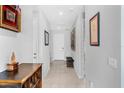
left=52, top=33, right=65, bottom=61
left=32, top=10, right=39, bottom=63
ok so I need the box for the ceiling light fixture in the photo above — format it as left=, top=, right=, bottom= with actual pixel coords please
left=57, top=26, right=61, bottom=30
left=69, top=8, right=74, bottom=11
left=59, top=11, right=63, bottom=15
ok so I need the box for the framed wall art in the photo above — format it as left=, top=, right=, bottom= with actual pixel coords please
left=0, top=5, right=21, bottom=32
left=71, top=28, right=76, bottom=51
left=89, top=12, right=100, bottom=46
left=44, top=30, right=49, bottom=46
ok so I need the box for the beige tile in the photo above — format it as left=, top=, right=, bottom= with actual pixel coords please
left=43, top=60, right=89, bottom=88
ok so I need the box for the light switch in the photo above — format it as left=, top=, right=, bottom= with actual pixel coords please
left=108, top=57, right=118, bottom=69
left=90, top=81, right=94, bottom=88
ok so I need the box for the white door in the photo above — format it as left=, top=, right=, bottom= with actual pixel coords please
left=33, top=11, right=39, bottom=63
left=53, top=33, right=65, bottom=60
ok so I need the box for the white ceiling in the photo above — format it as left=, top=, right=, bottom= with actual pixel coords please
left=40, top=5, right=84, bottom=31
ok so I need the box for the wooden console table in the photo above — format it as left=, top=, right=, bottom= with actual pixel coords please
left=0, top=63, right=42, bottom=88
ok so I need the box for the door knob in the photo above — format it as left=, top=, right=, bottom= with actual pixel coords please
left=33, top=56, right=37, bottom=59
left=34, top=53, right=37, bottom=55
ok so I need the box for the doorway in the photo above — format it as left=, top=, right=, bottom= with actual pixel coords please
left=33, top=10, right=39, bottom=63
left=53, top=33, right=65, bottom=61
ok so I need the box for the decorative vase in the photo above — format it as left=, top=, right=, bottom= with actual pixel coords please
left=7, top=52, right=18, bottom=71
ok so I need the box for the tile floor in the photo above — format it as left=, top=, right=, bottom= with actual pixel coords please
left=43, top=60, right=89, bottom=88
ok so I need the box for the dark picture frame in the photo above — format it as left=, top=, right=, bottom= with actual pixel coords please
left=44, top=30, right=49, bottom=46
left=89, top=12, right=100, bottom=46
left=71, top=28, right=76, bottom=51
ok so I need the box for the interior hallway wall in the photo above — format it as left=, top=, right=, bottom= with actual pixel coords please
left=0, top=6, right=51, bottom=78
left=18, top=5, right=34, bottom=63
left=0, top=28, right=19, bottom=72
left=85, top=5, right=121, bottom=87
left=19, top=6, right=51, bottom=78
left=121, top=6, right=124, bottom=88
left=39, top=6, right=51, bottom=78
left=71, top=8, right=85, bottom=79
left=0, top=5, right=34, bottom=72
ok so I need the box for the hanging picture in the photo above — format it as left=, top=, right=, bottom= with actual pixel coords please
left=44, top=30, right=49, bottom=46
left=71, top=28, right=76, bottom=51
left=0, top=5, right=21, bottom=32
left=89, top=12, right=100, bottom=46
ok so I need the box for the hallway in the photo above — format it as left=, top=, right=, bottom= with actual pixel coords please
left=0, top=5, right=121, bottom=88
left=43, top=60, right=89, bottom=88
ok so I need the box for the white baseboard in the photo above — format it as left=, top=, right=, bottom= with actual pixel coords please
left=78, top=74, right=84, bottom=79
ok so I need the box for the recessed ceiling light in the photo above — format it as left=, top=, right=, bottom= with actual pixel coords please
left=59, top=11, right=63, bottom=15
left=57, top=26, right=61, bottom=30
left=69, top=8, right=74, bottom=11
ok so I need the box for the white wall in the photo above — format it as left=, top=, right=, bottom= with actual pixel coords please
left=39, top=6, right=51, bottom=77
left=0, top=6, right=51, bottom=78
left=0, top=29, right=19, bottom=72
left=20, top=6, right=51, bottom=78
left=18, top=5, right=34, bottom=63
left=0, top=5, right=34, bottom=72
left=85, top=5, right=121, bottom=88
left=121, top=6, right=124, bottom=88
left=71, top=10, right=85, bottom=79
left=65, top=31, right=71, bottom=58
